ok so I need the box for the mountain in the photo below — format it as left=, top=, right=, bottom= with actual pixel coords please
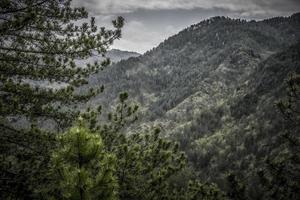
left=90, top=13, right=300, bottom=118
left=106, top=49, right=141, bottom=63
left=75, top=49, right=140, bottom=67
left=86, top=13, right=300, bottom=197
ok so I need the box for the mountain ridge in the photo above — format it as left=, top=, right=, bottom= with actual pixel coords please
left=75, top=49, right=140, bottom=67
left=84, top=13, right=300, bottom=196
left=90, top=13, right=300, bottom=116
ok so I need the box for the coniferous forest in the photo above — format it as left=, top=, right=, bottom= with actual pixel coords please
left=0, top=0, right=299, bottom=199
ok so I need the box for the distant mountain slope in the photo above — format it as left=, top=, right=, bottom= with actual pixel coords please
left=90, top=13, right=300, bottom=118
left=106, top=49, right=141, bottom=63
left=86, top=13, right=300, bottom=197
left=75, top=49, right=140, bottom=67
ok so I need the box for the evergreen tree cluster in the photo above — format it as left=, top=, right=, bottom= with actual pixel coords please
left=0, top=0, right=123, bottom=198
left=44, top=94, right=225, bottom=200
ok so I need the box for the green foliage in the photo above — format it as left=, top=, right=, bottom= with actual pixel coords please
left=45, top=119, right=118, bottom=200
left=115, top=129, right=186, bottom=200
left=0, top=0, right=123, bottom=198
left=37, top=94, right=225, bottom=200
left=2, top=2, right=299, bottom=199
left=87, top=16, right=300, bottom=199
left=98, top=94, right=184, bottom=199
left=96, top=94, right=225, bottom=200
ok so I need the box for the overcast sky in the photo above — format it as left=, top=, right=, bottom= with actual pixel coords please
left=72, top=0, right=300, bottom=53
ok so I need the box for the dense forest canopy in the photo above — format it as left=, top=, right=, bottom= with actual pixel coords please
left=0, top=0, right=299, bottom=199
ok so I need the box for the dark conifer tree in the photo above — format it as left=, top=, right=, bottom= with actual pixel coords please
left=0, top=0, right=123, bottom=198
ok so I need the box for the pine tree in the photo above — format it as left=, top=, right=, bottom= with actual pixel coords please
left=0, top=0, right=123, bottom=198
left=45, top=118, right=118, bottom=200
left=115, top=128, right=186, bottom=200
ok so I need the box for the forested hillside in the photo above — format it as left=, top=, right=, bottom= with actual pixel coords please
left=91, top=13, right=300, bottom=120
left=88, top=13, right=300, bottom=198
left=1, top=0, right=299, bottom=199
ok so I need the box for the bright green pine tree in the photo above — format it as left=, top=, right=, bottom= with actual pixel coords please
left=0, top=0, right=123, bottom=198
left=45, top=118, right=118, bottom=200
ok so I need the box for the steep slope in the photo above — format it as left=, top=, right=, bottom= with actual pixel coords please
left=86, top=13, right=300, bottom=197
left=174, top=42, right=300, bottom=197
left=90, top=13, right=300, bottom=125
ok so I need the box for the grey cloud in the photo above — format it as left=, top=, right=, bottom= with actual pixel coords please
left=72, top=0, right=248, bottom=14
left=72, top=0, right=300, bottom=16
left=112, top=19, right=179, bottom=53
